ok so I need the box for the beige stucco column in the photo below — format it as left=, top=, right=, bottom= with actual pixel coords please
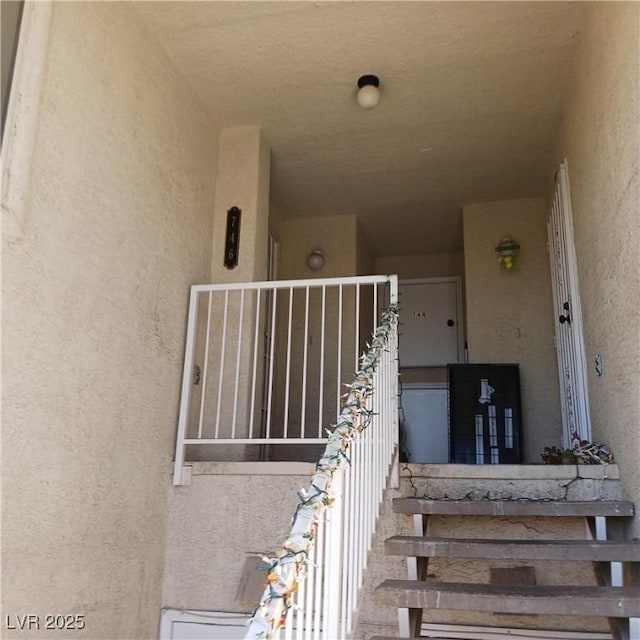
left=211, top=125, right=270, bottom=283
left=191, top=126, right=270, bottom=462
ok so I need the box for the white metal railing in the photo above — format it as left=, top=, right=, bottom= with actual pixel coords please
left=244, top=302, right=399, bottom=640
left=173, top=275, right=397, bottom=485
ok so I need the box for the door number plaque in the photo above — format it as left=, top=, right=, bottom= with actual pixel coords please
left=224, top=206, right=241, bottom=269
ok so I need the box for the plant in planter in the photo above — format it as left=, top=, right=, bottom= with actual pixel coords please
left=541, top=446, right=563, bottom=464
left=541, top=445, right=577, bottom=464
left=541, top=441, right=614, bottom=465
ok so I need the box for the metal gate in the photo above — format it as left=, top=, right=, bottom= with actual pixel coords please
left=547, top=160, right=591, bottom=446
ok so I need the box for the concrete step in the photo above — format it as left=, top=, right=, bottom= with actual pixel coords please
left=393, top=498, right=635, bottom=518
left=371, top=634, right=612, bottom=640
left=371, top=621, right=615, bottom=640
left=375, top=580, right=640, bottom=618
left=371, top=635, right=612, bottom=640
left=385, top=536, right=640, bottom=561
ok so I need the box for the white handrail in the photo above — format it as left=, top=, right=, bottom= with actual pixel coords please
left=244, top=302, right=399, bottom=639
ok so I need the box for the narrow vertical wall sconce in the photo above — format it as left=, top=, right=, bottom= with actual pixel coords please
left=495, top=236, right=520, bottom=270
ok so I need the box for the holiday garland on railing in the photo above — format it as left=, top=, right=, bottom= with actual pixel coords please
left=244, top=304, right=398, bottom=640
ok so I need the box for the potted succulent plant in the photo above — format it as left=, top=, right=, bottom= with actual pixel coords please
left=561, top=448, right=577, bottom=464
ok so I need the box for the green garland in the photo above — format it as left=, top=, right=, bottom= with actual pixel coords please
left=245, top=304, right=398, bottom=639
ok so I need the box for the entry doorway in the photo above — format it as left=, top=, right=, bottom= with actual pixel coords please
left=398, top=277, right=464, bottom=367
left=398, top=277, right=465, bottom=463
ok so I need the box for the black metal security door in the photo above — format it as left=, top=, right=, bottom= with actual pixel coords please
left=448, top=364, right=523, bottom=464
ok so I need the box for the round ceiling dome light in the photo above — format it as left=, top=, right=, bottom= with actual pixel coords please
left=356, top=74, right=380, bottom=109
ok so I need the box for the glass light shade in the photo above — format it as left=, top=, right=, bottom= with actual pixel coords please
left=307, top=249, right=325, bottom=270
left=357, top=84, right=380, bottom=109
left=495, top=236, right=520, bottom=270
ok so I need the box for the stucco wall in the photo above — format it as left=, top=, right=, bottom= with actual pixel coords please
left=211, top=126, right=270, bottom=284
left=279, top=214, right=359, bottom=280
left=463, top=198, right=561, bottom=462
left=551, top=3, right=640, bottom=531
left=356, top=220, right=375, bottom=276
left=270, top=216, right=362, bottom=456
left=162, top=463, right=314, bottom=611
left=375, top=252, right=464, bottom=279
left=1, top=4, right=217, bottom=638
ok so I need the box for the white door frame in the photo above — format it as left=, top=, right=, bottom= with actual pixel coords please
left=399, top=276, right=466, bottom=365
left=548, top=160, right=591, bottom=446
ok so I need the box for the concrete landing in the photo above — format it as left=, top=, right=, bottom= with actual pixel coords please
left=400, top=464, right=623, bottom=502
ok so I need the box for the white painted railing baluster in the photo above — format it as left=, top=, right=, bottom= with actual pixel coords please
left=301, top=286, right=310, bottom=438
left=323, top=469, right=344, bottom=639
left=313, top=518, right=324, bottom=640
left=304, top=539, right=315, bottom=640
left=248, top=289, right=261, bottom=439
left=214, top=290, right=229, bottom=439
left=340, top=464, right=351, bottom=638
left=355, top=283, right=360, bottom=372
left=317, top=285, right=326, bottom=437
left=173, top=288, right=200, bottom=486
left=231, top=289, right=245, bottom=439
left=336, top=285, right=343, bottom=419
left=284, top=287, right=294, bottom=439
left=197, top=291, right=213, bottom=439
left=265, top=288, right=278, bottom=439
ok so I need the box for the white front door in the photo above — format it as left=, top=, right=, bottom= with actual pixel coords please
left=548, top=160, right=591, bottom=447
left=398, top=278, right=464, bottom=367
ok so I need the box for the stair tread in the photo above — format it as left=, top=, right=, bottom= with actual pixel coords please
left=370, top=636, right=611, bottom=640
left=371, top=637, right=612, bottom=640
left=393, top=498, right=635, bottom=517
left=375, top=580, right=640, bottom=617
left=370, top=623, right=615, bottom=640
left=385, top=535, right=640, bottom=561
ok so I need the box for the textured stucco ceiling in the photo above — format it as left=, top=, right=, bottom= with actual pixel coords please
left=135, top=1, right=586, bottom=256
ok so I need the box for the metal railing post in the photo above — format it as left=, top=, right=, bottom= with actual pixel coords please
left=173, top=287, right=200, bottom=486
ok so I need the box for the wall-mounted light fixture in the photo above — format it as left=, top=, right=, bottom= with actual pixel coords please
left=495, top=236, right=520, bottom=270
left=307, top=248, right=326, bottom=271
left=356, top=74, right=380, bottom=109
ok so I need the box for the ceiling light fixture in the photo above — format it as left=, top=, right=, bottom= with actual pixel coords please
left=356, top=74, right=380, bottom=109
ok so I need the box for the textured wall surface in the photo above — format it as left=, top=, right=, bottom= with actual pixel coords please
left=375, top=252, right=465, bottom=279
left=463, top=198, right=561, bottom=462
left=162, top=463, right=313, bottom=611
left=211, top=125, right=270, bottom=283
left=551, top=3, right=640, bottom=533
left=270, top=215, right=362, bottom=454
left=279, top=214, right=359, bottom=280
left=356, top=220, right=375, bottom=276
left=1, top=3, right=217, bottom=638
